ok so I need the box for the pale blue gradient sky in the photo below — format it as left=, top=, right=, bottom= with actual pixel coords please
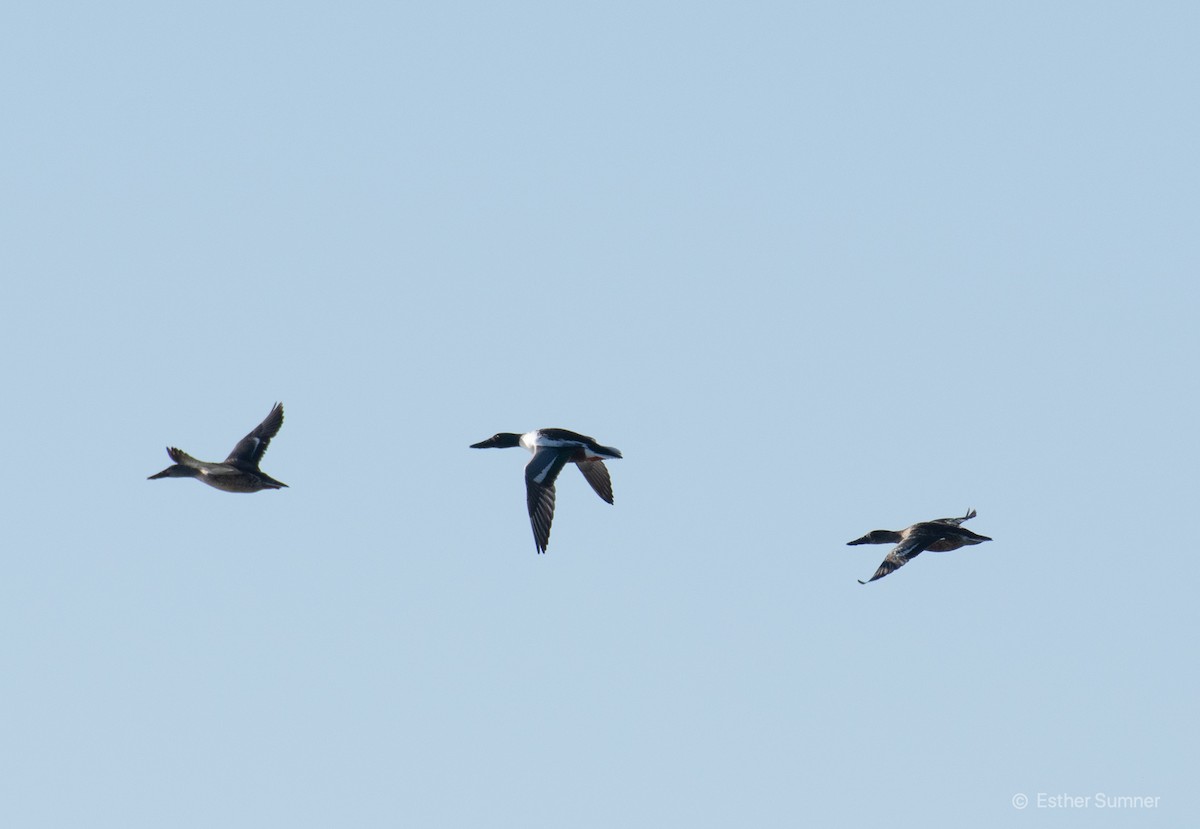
left=1, top=2, right=1196, bottom=827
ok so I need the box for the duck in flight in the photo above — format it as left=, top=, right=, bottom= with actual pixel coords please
left=471, top=428, right=621, bottom=553
left=848, top=508, right=991, bottom=584
left=148, top=403, right=288, bottom=493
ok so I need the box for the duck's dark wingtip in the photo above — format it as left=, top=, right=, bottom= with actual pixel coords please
left=857, top=579, right=869, bottom=585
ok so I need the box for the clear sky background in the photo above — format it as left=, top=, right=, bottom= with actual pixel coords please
left=1, top=2, right=1196, bottom=827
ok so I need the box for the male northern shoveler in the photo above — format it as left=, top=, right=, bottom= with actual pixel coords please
left=148, top=403, right=288, bottom=493
left=848, top=508, right=990, bottom=584
left=471, top=428, right=621, bottom=553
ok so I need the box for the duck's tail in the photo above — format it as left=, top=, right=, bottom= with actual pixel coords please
left=594, top=443, right=622, bottom=459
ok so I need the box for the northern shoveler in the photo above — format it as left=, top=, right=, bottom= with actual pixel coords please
left=848, top=508, right=990, bottom=583
left=471, top=428, right=621, bottom=553
left=148, top=403, right=288, bottom=493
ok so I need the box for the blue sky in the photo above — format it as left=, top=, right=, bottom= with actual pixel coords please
left=1, top=2, right=1196, bottom=826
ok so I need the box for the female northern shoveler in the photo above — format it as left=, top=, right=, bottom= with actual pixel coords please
left=148, top=403, right=288, bottom=493
left=470, top=428, right=621, bottom=553
left=848, top=508, right=991, bottom=584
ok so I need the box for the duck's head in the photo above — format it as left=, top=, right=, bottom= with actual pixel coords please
left=470, top=432, right=522, bottom=449
left=147, top=464, right=199, bottom=480
left=846, top=529, right=903, bottom=546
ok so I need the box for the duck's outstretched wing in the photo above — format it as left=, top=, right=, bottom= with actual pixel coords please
left=225, top=403, right=284, bottom=467
left=166, top=447, right=200, bottom=465
left=858, top=535, right=937, bottom=584
left=525, top=446, right=572, bottom=553
left=933, top=508, right=976, bottom=526
left=576, top=460, right=614, bottom=504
